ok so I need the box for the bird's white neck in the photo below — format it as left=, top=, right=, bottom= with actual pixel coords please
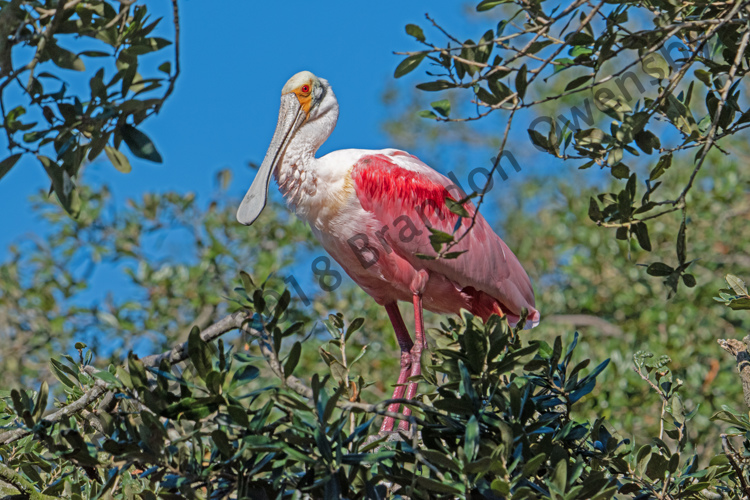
left=275, top=90, right=339, bottom=214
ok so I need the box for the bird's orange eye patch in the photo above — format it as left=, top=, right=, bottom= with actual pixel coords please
left=292, top=83, right=314, bottom=116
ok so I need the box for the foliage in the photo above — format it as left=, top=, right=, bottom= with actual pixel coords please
left=0, top=180, right=318, bottom=388
left=2, top=292, right=747, bottom=499
left=0, top=0, right=178, bottom=215
left=394, top=0, right=750, bottom=294
left=714, top=275, right=750, bottom=310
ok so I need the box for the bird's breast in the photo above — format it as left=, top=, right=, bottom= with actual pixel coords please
left=277, top=161, right=360, bottom=237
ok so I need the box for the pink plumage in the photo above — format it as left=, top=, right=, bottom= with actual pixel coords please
left=349, top=152, right=539, bottom=327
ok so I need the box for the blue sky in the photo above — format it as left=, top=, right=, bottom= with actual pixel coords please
left=0, top=1, right=499, bottom=252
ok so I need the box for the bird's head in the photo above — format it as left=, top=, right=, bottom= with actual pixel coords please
left=237, top=71, right=335, bottom=226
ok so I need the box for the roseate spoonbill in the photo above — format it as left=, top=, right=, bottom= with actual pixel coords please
left=237, top=71, right=539, bottom=432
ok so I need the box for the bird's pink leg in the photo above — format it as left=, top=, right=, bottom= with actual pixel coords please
left=380, top=302, right=413, bottom=433
left=399, top=294, right=426, bottom=431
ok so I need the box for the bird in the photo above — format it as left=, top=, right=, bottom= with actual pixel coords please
left=237, top=71, right=539, bottom=432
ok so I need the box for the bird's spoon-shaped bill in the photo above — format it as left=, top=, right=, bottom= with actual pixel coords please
left=237, top=93, right=306, bottom=226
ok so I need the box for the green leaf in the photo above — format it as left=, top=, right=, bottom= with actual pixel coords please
left=641, top=52, right=670, bottom=80
left=645, top=453, right=669, bottom=480
left=120, top=125, right=163, bottom=163
left=416, top=80, right=456, bottom=91
left=476, top=87, right=499, bottom=105
left=32, top=381, right=48, bottom=422
left=227, top=405, right=249, bottom=427
left=488, top=77, right=512, bottom=100
left=239, top=270, right=255, bottom=292
left=647, top=262, right=674, bottom=277
left=233, top=364, right=260, bottom=384
left=431, top=99, right=451, bottom=117
left=528, top=40, right=553, bottom=54
left=634, top=130, right=660, bottom=155
left=476, top=30, right=494, bottom=64
left=144, top=37, right=172, bottom=51
left=552, top=458, right=568, bottom=490
left=575, top=127, right=604, bottom=146
left=166, top=396, right=220, bottom=420
left=188, top=326, right=211, bottom=380
left=50, top=358, right=76, bottom=388
left=80, top=50, right=111, bottom=58
left=128, top=353, right=149, bottom=389
left=464, top=415, right=479, bottom=461
left=428, top=228, right=454, bottom=252
left=634, top=222, right=651, bottom=251
left=421, top=450, right=460, bottom=473
left=477, top=0, right=510, bottom=11
left=284, top=341, right=301, bottom=378
left=682, top=273, right=696, bottom=288
left=523, top=453, right=547, bottom=477
left=515, top=64, right=528, bottom=99
left=414, top=476, right=463, bottom=495
left=0, top=153, right=22, bottom=182
left=611, top=163, right=630, bottom=179
left=47, top=43, right=86, bottom=71
left=273, top=289, right=291, bottom=320
left=491, top=479, right=510, bottom=495
left=405, top=24, right=425, bottom=42
left=92, top=370, right=119, bottom=385
left=726, top=274, right=748, bottom=295
left=104, top=145, right=132, bottom=173
left=649, top=153, right=672, bottom=180
left=345, top=317, right=365, bottom=338
left=444, top=250, right=467, bottom=259
left=38, top=155, right=79, bottom=216
left=418, top=110, right=438, bottom=119
left=588, top=197, right=602, bottom=222
left=211, top=429, right=233, bottom=458
left=694, top=69, right=712, bottom=86
left=445, top=197, right=470, bottom=217
left=528, top=129, right=550, bottom=151
left=415, top=253, right=437, bottom=260
left=22, top=130, right=47, bottom=143
left=394, top=53, right=426, bottom=78
left=565, top=74, right=593, bottom=91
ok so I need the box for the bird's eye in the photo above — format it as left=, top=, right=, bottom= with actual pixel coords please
left=301, top=84, right=310, bottom=94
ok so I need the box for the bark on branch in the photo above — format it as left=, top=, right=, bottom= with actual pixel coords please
left=718, top=335, right=750, bottom=408
left=0, top=381, right=108, bottom=445
left=0, top=310, right=420, bottom=447
left=0, top=462, right=58, bottom=500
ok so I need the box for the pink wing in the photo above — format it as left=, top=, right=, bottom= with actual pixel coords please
left=350, top=151, right=539, bottom=327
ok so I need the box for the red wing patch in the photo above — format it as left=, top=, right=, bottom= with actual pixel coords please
left=352, top=154, right=465, bottom=225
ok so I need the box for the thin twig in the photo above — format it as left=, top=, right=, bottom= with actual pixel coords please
left=0, top=462, right=58, bottom=500
left=0, top=382, right=107, bottom=445
left=722, top=433, right=750, bottom=498
left=717, top=336, right=750, bottom=409
left=150, top=0, right=180, bottom=116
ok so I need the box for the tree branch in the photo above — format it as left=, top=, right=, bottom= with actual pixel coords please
left=717, top=336, right=750, bottom=408
left=721, top=433, right=750, bottom=498
left=0, top=310, right=422, bottom=448
left=0, top=462, right=58, bottom=500
left=141, top=311, right=247, bottom=367
left=544, top=314, right=624, bottom=337
left=0, top=382, right=107, bottom=445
